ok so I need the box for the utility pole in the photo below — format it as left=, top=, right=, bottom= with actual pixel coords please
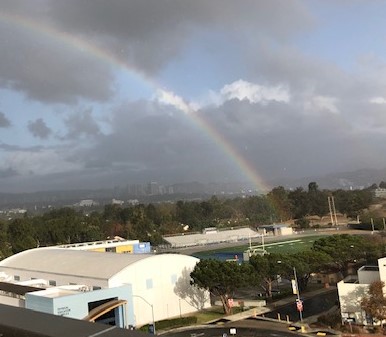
left=292, top=267, right=306, bottom=332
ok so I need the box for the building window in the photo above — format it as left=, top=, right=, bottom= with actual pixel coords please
left=171, top=274, right=177, bottom=284
left=93, top=286, right=101, bottom=290
left=146, top=279, right=153, bottom=289
left=14, top=275, right=20, bottom=281
left=49, top=280, right=56, bottom=286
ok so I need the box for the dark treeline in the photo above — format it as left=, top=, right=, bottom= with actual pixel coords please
left=0, top=182, right=375, bottom=258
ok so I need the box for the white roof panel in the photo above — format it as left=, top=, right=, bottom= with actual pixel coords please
left=0, top=247, right=153, bottom=280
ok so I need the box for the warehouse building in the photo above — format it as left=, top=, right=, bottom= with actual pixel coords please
left=0, top=248, right=209, bottom=328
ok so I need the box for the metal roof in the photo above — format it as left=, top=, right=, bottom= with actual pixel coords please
left=0, top=247, right=154, bottom=280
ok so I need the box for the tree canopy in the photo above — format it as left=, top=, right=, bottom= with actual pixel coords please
left=312, top=234, right=369, bottom=275
left=190, top=259, right=259, bottom=314
left=361, top=281, right=386, bottom=327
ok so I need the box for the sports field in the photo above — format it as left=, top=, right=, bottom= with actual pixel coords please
left=193, top=235, right=327, bottom=260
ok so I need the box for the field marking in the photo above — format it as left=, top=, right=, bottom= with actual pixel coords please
left=248, top=239, right=302, bottom=250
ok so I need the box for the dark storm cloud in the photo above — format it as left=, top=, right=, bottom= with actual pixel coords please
left=48, top=0, right=313, bottom=73
left=0, top=112, right=11, bottom=127
left=0, top=0, right=312, bottom=103
left=27, top=118, right=52, bottom=139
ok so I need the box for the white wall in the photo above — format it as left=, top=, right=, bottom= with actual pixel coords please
left=280, top=227, right=293, bottom=236
left=109, top=254, right=210, bottom=327
left=338, top=280, right=368, bottom=325
left=378, top=257, right=386, bottom=284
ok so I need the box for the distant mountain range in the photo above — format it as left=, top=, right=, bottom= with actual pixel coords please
left=271, top=167, right=386, bottom=190
left=1, top=167, right=385, bottom=209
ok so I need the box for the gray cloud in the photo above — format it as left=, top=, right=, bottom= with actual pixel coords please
left=0, top=0, right=312, bottom=103
left=0, top=112, right=11, bottom=127
left=1, top=1, right=386, bottom=193
left=27, top=118, right=52, bottom=139
left=63, top=109, right=101, bottom=139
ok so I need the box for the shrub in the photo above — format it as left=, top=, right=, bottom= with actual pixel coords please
left=139, top=316, right=198, bottom=332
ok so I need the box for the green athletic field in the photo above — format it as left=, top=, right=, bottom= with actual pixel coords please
left=193, top=234, right=327, bottom=259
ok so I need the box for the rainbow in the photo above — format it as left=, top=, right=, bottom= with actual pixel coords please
left=0, top=10, right=271, bottom=193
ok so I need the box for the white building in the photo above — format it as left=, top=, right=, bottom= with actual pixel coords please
left=374, top=188, right=386, bottom=199
left=257, top=224, right=293, bottom=236
left=0, top=248, right=210, bottom=328
left=337, top=258, right=386, bottom=325
left=164, top=227, right=260, bottom=248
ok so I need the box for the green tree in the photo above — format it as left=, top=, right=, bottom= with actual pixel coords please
left=190, top=259, right=258, bottom=314
left=0, top=221, right=12, bottom=259
left=361, top=281, right=386, bottom=327
left=241, top=196, right=276, bottom=224
left=294, top=217, right=310, bottom=229
left=288, top=187, right=310, bottom=219
left=312, top=234, right=367, bottom=275
left=308, top=182, right=319, bottom=193
left=249, top=253, right=285, bottom=298
left=8, top=218, right=37, bottom=253
left=267, top=186, right=292, bottom=222
left=334, top=189, right=373, bottom=219
left=284, top=251, right=332, bottom=291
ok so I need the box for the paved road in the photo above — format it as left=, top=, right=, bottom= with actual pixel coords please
left=262, top=289, right=338, bottom=322
left=161, top=322, right=301, bottom=337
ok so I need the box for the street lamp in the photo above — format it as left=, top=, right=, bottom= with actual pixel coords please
left=133, top=295, right=156, bottom=334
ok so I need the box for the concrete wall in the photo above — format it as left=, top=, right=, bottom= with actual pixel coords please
left=0, top=295, right=24, bottom=307
left=358, top=269, right=380, bottom=285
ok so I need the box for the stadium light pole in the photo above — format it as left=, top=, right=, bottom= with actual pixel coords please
left=133, top=295, right=155, bottom=334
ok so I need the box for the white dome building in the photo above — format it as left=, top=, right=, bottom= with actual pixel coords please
left=0, top=247, right=209, bottom=328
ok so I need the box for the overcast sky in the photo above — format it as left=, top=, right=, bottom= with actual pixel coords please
left=1, top=1, right=386, bottom=193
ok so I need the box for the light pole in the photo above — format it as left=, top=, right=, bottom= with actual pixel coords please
left=133, top=295, right=155, bottom=334
left=278, top=261, right=304, bottom=330
left=292, top=267, right=303, bottom=322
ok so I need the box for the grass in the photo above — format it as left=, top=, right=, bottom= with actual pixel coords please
left=194, top=306, right=226, bottom=324
left=193, top=235, right=327, bottom=259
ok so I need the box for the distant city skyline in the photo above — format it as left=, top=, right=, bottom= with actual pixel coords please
left=1, top=1, right=386, bottom=193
